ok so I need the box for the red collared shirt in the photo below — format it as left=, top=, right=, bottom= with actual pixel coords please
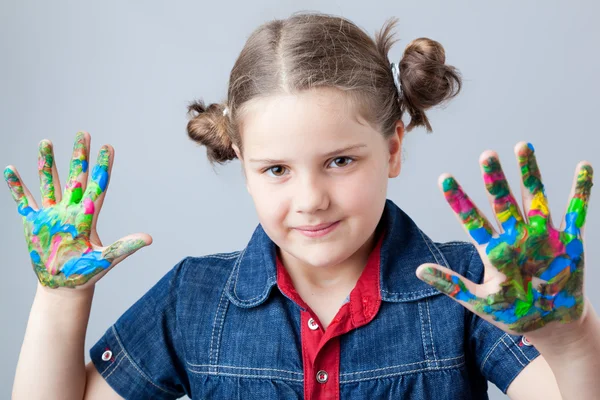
left=275, top=230, right=385, bottom=400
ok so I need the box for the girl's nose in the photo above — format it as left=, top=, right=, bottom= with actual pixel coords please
left=293, top=174, right=330, bottom=214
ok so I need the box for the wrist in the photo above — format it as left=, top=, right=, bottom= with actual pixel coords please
left=525, top=297, right=600, bottom=360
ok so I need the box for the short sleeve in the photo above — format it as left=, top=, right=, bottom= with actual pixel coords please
left=90, top=256, right=190, bottom=399
left=466, top=246, right=541, bottom=394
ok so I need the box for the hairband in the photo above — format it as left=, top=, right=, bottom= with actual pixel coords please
left=390, top=62, right=403, bottom=100
left=222, top=63, right=402, bottom=117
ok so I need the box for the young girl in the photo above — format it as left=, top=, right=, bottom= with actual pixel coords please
left=9, top=12, right=600, bottom=400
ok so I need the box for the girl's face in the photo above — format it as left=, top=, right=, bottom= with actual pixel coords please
left=233, top=87, right=403, bottom=269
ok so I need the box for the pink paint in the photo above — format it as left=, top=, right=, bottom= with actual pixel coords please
left=483, top=171, right=504, bottom=184
left=47, top=234, right=63, bottom=275
left=83, top=198, right=95, bottom=214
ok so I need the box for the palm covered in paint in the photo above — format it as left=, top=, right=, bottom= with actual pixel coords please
left=4, top=132, right=151, bottom=289
left=416, top=142, right=593, bottom=335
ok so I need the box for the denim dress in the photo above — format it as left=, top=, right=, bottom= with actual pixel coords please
left=90, top=199, right=540, bottom=399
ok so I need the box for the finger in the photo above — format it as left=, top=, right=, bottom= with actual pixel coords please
left=38, top=139, right=63, bottom=207
left=416, top=263, right=487, bottom=309
left=63, top=233, right=152, bottom=288
left=62, top=131, right=91, bottom=205
left=439, top=173, right=497, bottom=246
left=480, top=151, right=525, bottom=234
left=515, top=142, right=553, bottom=232
left=560, top=162, right=593, bottom=239
left=101, top=233, right=153, bottom=263
left=80, top=144, right=113, bottom=233
left=4, top=165, right=39, bottom=216
left=416, top=263, right=526, bottom=333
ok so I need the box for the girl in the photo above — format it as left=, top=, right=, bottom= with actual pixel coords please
left=9, top=12, right=600, bottom=400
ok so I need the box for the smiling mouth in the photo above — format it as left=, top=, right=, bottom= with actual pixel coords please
left=295, top=221, right=338, bottom=231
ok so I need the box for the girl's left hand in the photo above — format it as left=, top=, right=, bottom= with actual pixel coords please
left=416, top=141, right=594, bottom=336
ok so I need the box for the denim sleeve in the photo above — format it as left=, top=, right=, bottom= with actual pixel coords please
left=89, top=256, right=190, bottom=399
left=465, top=245, right=541, bottom=394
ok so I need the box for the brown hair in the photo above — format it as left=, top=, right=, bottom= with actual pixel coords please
left=187, top=12, right=462, bottom=165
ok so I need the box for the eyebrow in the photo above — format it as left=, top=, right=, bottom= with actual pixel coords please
left=248, top=143, right=368, bottom=164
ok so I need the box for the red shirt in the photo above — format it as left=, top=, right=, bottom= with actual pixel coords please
left=275, top=229, right=385, bottom=400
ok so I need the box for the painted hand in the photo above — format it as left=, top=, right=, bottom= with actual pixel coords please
left=416, top=141, right=593, bottom=335
left=4, top=131, right=152, bottom=289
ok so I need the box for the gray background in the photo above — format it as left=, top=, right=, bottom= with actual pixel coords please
left=1, top=0, right=599, bottom=398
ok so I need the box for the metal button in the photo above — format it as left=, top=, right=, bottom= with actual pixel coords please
left=316, top=370, right=328, bottom=383
left=101, top=350, right=113, bottom=361
left=308, top=318, right=319, bottom=330
left=521, top=336, right=532, bottom=347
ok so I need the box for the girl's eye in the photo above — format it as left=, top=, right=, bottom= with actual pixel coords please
left=265, top=165, right=287, bottom=177
left=263, top=157, right=355, bottom=178
left=329, top=157, right=354, bottom=168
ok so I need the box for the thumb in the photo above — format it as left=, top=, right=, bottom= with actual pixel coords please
left=101, top=233, right=153, bottom=265
left=416, top=263, right=482, bottom=306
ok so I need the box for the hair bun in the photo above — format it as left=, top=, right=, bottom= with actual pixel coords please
left=186, top=100, right=237, bottom=164
left=399, top=37, right=462, bottom=132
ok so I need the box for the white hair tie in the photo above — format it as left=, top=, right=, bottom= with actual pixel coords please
left=223, top=106, right=229, bottom=116
left=390, top=62, right=403, bottom=100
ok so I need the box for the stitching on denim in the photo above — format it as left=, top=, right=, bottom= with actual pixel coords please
left=339, top=354, right=464, bottom=377
left=99, top=349, right=123, bottom=375
left=186, top=369, right=304, bottom=382
left=425, top=297, right=439, bottom=367
left=196, top=252, right=241, bottom=260
left=435, top=241, right=470, bottom=247
left=213, top=297, right=230, bottom=368
left=501, top=337, right=525, bottom=367
left=340, top=360, right=466, bottom=384
left=111, top=325, right=182, bottom=396
left=481, top=333, right=507, bottom=371
left=209, top=272, right=231, bottom=368
left=465, top=244, right=479, bottom=281
left=505, top=334, right=532, bottom=361
left=380, top=288, right=440, bottom=299
left=418, top=228, right=441, bottom=265
left=103, top=352, right=126, bottom=380
left=184, top=362, right=303, bottom=375
left=417, top=301, right=430, bottom=363
left=230, top=245, right=277, bottom=304
left=233, top=246, right=269, bottom=303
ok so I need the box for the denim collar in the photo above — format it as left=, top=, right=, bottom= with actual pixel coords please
left=225, top=199, right=445, bottom=308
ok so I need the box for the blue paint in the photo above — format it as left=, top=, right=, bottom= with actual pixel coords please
left=61, top=250, right=110, bottom=278
left=500, top=216, right=518, bottom=245
left=540, top=256, right=570, bottom=280
left=490, top=306, right=520, bottom=324
left=553, top=291, right=576, bottom=309
left=92, top=165, right=108, bottom=192
left=82, top=160, right=88, bottom=173
left=564, top=212, right=580, bottom=236
left=470, top=226, right=492, bottom=245
left=18, top=203, right=34, bottom=217
left=450, top=275, right=478, bottom=302
left=30, top=250, right=40, bottom=264
left=527, top=143, right=535, bottom=152
left=565, top=238, right=583, bottom=261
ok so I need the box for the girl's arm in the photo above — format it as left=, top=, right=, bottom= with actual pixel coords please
left=13, top=282, right=90, bottom=399
left=12, top=282, right=122, bottom=400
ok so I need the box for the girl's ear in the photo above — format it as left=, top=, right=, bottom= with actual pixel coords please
left=232, top=143, right=242, bottom=160
left=231, top=143, right=251, bottom=194
left=388, top=120, right=404, bottom=178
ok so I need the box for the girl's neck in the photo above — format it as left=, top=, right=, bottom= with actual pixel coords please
left=278, top=229, right=378, bottom=296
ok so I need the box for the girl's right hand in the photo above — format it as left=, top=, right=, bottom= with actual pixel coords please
left=3, top=131, right=152, bottom=290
